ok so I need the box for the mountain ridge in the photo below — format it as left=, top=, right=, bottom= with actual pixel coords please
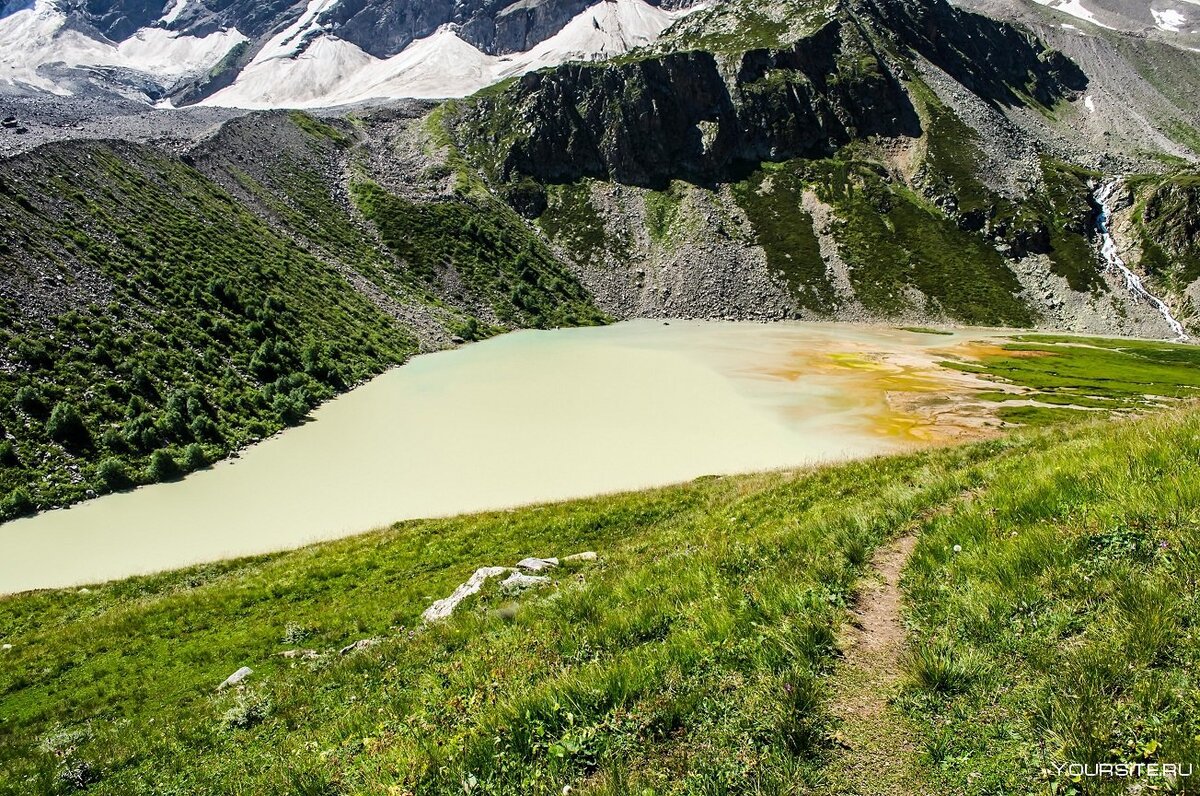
left=0, top=0, right=705, bottom=106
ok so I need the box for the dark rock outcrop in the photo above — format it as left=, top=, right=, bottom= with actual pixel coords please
left=453, top=0, right=1086, bottom=189
left=857, top=0, right=1088, bottom=107
left=457, top=17, right=921, bottom=188
left=462, top=0, right=593, bottom=55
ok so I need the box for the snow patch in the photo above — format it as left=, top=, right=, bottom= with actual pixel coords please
left=162, top=0, right=189, bottom=25
left=202, top=0, right=693, bottom=109
left=0, top=0, right=245, bottom=95
left=0, top=0, right=107, bottom=93
left=1151, top=8, right=1188, bottom=31
left=118, top=27, right=248, bottom=82
left=1084, top=94, right=1096, bottom=112
left=519, top=0, right=679, bottom=65
left=1031, top=0, right=1116, bottom=29
left=254, top=0, right=342, bottom=62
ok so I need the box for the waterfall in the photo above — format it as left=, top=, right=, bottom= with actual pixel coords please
left=1093, top=179, right=1188, bottom=340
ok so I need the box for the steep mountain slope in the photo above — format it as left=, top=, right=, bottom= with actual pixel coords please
left=954, top=0, right=1200, bottom=159
left=445, top=0, right=1198, bottom=333
left=1103, top=172, right=1200, bottom=318
left=970, top=0, right=1200, bottom=40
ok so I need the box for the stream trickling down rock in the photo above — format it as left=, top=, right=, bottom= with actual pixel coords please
left=0, top=320, right=1005, bottom=594
left=1094, top=179, right=1188, bottom=340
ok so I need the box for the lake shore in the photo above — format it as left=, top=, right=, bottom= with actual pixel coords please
left=0, top=319, right=1014, bottom=594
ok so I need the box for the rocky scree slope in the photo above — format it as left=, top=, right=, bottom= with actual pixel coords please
left=951, top=0, right=1200, bottom=162
left=445, top=0, right=1199, bottom=334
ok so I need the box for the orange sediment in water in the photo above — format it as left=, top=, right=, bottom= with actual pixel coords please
left=759, top=339, right=1019, bottom=446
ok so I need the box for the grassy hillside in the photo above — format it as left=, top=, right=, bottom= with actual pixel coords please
left=2, top=396, right=1198, bottom=794
left=902, top=406, right=1200, bottom=794
left=351, top=182, right=605, bottom=331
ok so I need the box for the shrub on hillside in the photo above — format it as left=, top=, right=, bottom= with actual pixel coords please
left=15, top=386, right=45, bottom=415
left=181, top=443, right=208, bottom=472
left=222, top=691, right=272, bottom=730
left=146, top=449, right=180, bottom=482
left=2, top=487, right=34, bottom=518
left=272, top=388, right=311, bottom=426
left=47, top=402, right=90, bottom=448
left=0, top=439, right=18, bottom=466
left=95, top=458, right=133, bottom=493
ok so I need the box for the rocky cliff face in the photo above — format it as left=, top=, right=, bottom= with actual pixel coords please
left=456, top=18, right=918, bottom=191
left=64, top=0, right=298, bottom=40
left=858, top=0, right=1087, bottom=106
left=1112, top=173, right=1200, bottom=327
left=452, top=0, right=1084, bottom=193
left=461, top=0, right=597, bottom=55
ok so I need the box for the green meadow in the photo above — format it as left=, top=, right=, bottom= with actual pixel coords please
left=2, top=330, right=1199, bottom=794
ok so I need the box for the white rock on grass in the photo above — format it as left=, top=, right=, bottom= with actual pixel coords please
left=422, top=566, right=511, bottom=622
left=217, top=666, right=252, bottom=691
left=502, top=572, right=551, bottom=591
left=516, top=557, right=559, bottom=572
left=564, top=551, right=597, bottom=562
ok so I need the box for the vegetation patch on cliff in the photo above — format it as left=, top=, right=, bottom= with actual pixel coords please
left=807, top=159, right=1034, bottom=325
left=1130, top=171, right=1200, bottom=289
left=732, top=168, right=832, bottom=311
left=536, top=181, right=630, bottom=265
left=351, top=181, right=605, bottom=330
